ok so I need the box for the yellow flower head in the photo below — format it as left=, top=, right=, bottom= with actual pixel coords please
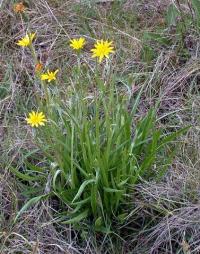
left=91, top=40, right=114, bottom=63
left=70, top=37, right=86, bottom=51
left=41, top=69, right=59, bottom=83
left=14, top=2, right=26, bottom=13
left=26, top=111, right=47, bottom=127
left=16, top=33, right=36, bottom=47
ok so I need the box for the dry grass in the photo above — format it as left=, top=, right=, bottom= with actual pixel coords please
left=1, top=0, right=200, bottom=253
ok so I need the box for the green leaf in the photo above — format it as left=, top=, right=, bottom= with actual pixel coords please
left=141, top=45, right=155, bottom=63
left=192, top=0, right=200, bottom=26
left=52, top=169, right=62, bottom=190
left=165, top=4, right=179, bottom=26
left=118, top=178, right=129, bottom=187
left=72, top=179, right=96, bottom=203
left=10, top=166, right=42, bottom=182
left=103, top=187, right=124, bottom=193
left=72, top=197, right=91, bottom=206
left=143, top=32, right=171, bottom=45
left=91, top=184, right=97, bottom=215
left=117, top=213, right=128, bottom=222
left=24, top=161, right=44, bottom=173
left=95, top=216, right=103, bottom=228
left=14, top=194, right=49, bottom=223
left=62, top=209, right=89, bottom=224
left=159, top=126, right=190, bottom=148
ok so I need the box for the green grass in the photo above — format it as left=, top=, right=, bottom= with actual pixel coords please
left=14, top=58, right=186, bottom=233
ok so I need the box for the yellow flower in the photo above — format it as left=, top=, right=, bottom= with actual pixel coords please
left=26, top=111, right=47, bottom=127
left=91, top=40, right=114, bottom=63
left=41, top=69, right=59, bottom=83
left=16, top=33, right=36, bottom=47
left=13, top=2, right=26, bottom=13
left=70, top=37, right=86, bottom=51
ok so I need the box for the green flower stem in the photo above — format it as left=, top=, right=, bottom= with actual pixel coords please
left=41, top=81, right=50, bottom=106
left=29, top=42, right=37, bottom=65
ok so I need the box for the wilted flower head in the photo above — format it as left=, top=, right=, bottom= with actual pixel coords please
left=26, top=111, right=47, bottom=127
left=35, top=62, right=43, bottom=72
left=16, top=33, right=36, bottom=47
left=41, top=69, right=59, bottom=83
left=70, top=37, right=86, bottom=51
left=91, top=40, right=114, bottom=63
left=14, top=2, right=26, bottom=13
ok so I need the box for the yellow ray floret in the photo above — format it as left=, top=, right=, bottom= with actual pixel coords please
left=41, top=69, right=59, bottom=82
left=91, top=40, right=114, bottom=63
left=16, top=33, right=36, bottom=47
left=70, top=37, right=86, bottom=50
left=26, top=111, right=47, bottom=128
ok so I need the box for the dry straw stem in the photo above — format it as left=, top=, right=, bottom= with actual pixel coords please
left=0, top=181, right=80, bottom=254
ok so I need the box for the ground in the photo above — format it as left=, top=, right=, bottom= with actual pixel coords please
left=1, top=0, right=200, bottom=253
